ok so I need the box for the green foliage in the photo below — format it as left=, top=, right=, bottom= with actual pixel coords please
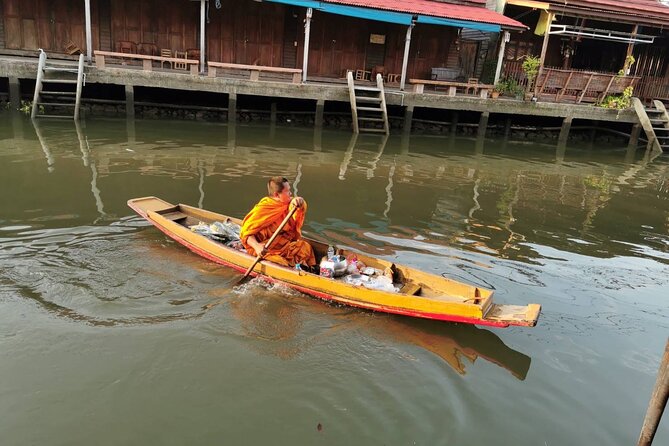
left=617, top=55, right=636, bottom=77
left=494, top=77, right=524, bottom=98
left=599, top=86, right=634, bottom=110
left=17, top=100, right=44, bottom=115
left=521, top=55, right=541, bottom=89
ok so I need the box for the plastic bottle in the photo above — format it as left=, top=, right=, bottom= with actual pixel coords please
left=327, top=245, right=335, bottom=260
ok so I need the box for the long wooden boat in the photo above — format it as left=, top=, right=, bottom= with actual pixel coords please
left=128, top=197, right=541, bottom=328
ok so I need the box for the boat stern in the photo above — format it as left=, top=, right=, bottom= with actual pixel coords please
left=484, top=303, right=541, bottom=327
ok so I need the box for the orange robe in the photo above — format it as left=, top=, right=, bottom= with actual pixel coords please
left=240, top=197, right=316, bottom=267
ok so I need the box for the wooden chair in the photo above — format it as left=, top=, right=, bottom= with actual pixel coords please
left=355, top=69, right=371, bottom=81
left=465, top=77, right=479, bottom=95
left=118, top=40, right=137, bottom=54
left=160, top=49, right=173, bottom=69
left=386, top=73, right=401, bottom=84
left=64, top=40, right=82, bottom=55
left=138, top=42, right=158, bottom=56
left=372, top=65, right=386, bottom=81
left=186, top=48, right=200, bottom=61
left=174, top=51, right=188, bottom=70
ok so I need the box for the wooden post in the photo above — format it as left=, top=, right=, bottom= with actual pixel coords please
left=400, top=22, right=414, bottom=91
left=638, top=339, right=669, bottom=446
left=199, top=0, right=206, bottom=74
left=84, top=0, right=93, bottom=63
left=302, top=8, right=313, bottom=84
left=494, top=31, right=509, bottom=85
left=534, top=13, right=554, bottom=96
left=626, top=25, right=639, bottom=70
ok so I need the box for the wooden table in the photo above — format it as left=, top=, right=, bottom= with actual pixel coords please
left=410, top=79, right=494, bottom=99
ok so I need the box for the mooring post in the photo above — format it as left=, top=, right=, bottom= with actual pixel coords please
left=638, top=339, right=669, bottom=446
left=403, top=104, right=414, bottom=135
left=9, top=76, right=20, bottom=110
left=228, top=92, right=237, bottom=123
left=124, top=84, right=135, bottom=119
left=315, top=98, right=325, bottom=128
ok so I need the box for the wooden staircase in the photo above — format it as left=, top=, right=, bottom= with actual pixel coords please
left=31, top=49, right=85, bottom=120
left=632, top=97, right=668, bottom=153
left=347, top=71, right=389, bottom=135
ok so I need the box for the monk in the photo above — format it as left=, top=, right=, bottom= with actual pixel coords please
left=240, top=176, right=316, bottom=269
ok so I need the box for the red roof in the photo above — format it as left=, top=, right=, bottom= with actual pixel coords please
left=547, top=0, right=669, bottom=26
left=322, top=0, right=528, bottom=29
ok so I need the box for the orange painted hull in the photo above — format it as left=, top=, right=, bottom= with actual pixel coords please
left=128, top=196, right=541, bottom=328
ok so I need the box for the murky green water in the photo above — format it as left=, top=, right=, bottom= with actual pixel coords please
left=1, top=112, right=668, bottom=445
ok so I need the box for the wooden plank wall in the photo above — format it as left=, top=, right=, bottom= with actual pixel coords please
left=2, top=0, right=99, bottom=53
left=0, top=0, right=459, bottom=79
left=207, top=0, right=285, bottom=66
left=110, top=0, right=198, bottom=53
left=304, top=11, right=457, bottom=79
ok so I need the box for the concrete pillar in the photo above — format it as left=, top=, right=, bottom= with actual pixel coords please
left=313, top=125, right=322, bottom=152
left=125, top=84, right=135, bottom=119
left=400, top=23, right=414, bottom=91
left=315, top=98, right=324, bottom=127
left=476, top=112, right=489, bottom=155
left=504, top=116, right=512, bottom=138
left=450, top=111, right=459, bottom=135
left=270, top=102, right=277, bottom=124
left=199, top=0, right=206, bottom=73
left=269, top=102, right=277, bottom=139
left=478, top=111, right=490, bottom=133
left=228, top=92, right=237, bottom=122
left=628, top=123, right=641, bottom=151
left=558, top=116, right=572, bottom=145
left=302, top=8, right=313, bottom=83
left=84, top=0, right=93, bottom=63
left=8, top=76, right=20, bottom=110
left=403, top=104, right=414, bottom=135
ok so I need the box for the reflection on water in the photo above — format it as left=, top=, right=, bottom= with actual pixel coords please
left=1, top=113, right=668, bottom=445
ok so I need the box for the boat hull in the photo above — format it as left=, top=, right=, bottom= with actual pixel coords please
left=128, top=196, right=541, bottom=328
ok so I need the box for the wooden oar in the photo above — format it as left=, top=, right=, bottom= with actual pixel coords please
left=236, top=204, right=298, bottom=285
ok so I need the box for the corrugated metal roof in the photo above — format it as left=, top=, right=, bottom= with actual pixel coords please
left=320, top=0, right=527, bottom=29
left=546, top=0, right=669, bottom=25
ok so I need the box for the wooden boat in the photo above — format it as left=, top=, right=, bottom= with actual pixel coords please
left=128, top=197, right=541, bottom=328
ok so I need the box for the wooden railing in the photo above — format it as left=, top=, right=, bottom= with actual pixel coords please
left=500, top=61, right=669, bottom=103
left=94, top=50, right=199, bottom=75
left=208, top=62, right=301, bottom=83
left=535, top=68, right=639, bottom=104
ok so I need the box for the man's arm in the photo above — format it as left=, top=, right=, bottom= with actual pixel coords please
left=247, top=235, right=266, bottom=257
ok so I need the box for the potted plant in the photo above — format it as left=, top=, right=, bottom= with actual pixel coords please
left=492, top=81, right=504, bottom=99
left=521, top=55, right=541, bottom=101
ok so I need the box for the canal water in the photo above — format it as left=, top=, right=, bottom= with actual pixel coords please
left=0, top=112, right=667, bottom=445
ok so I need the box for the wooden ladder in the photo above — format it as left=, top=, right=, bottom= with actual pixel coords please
left=347, top=71, right=389, bottom=135
left=32, top=49, right=85, bottom=120
left=632, top=97, right=667, bottom=153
